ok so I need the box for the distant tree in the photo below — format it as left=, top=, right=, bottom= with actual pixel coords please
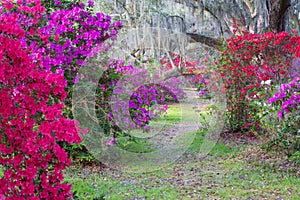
left=94, top=0, right=299, bottom=49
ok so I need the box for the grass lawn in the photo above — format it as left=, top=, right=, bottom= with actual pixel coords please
left=64, top=132, right=300, bottom=199
left=64, top=103, right=299, bottom=199
left=0, top=103, right=299, bottom=199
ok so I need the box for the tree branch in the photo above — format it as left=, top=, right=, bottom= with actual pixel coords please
left=186, top=32, right=223, bottom=49
left=162, top=68, right=183, bottom=80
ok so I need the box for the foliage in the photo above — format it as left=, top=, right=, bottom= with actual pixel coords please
left=38, top=0, right=124, bottom=162
left=41, top=0, right=81, bottom=15
left=4, top=0, right=186, bottom=165
left=217, top=29, right=300, bottom=134
left=95, top=57, right=185, bottom=139
left=199, top=104, right=218, bottom=129
left=159, top=53, right=209, bottom=98
left=64, top=130, right=300, bottom=199
left=266, top=77, right=300, bottom=156
left=0, top=0, right=82, bottom=198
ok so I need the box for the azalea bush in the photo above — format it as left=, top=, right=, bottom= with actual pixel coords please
left=265, top=76, right=300, bottom=156
left=37, top=1, right=125, bottom=161
left=0, top=0, right=82, bottom=198
left=0, top=0, right=121, bottom=164
left=17, top=0, right=184, bottom=158
left=39, top=1, right=122, bottom=81
left=159, top=53, right=209, bottom=98
left=95, top=56, right=185, bottom=141
left=217, top=29, right=300, bottom=134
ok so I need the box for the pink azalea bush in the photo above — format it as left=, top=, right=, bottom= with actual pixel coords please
left=0, top=0, right=82, bottom=199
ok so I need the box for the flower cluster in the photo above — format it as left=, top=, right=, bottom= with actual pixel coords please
left=38, top=1, right=122, bottom=83
left=106, top=138, right=117, bottom=146
left=0, top=0, right=120, bottom=84
left=96, top=59, right=185, bottom=136
left=0, top=0, right=83, bottom=199
left=160, top=53, right=200, bottom=72
left=268, top=77, right=300, bottom=119
left=217, top=29, right=300, bottom=132
left=128, top=76, right=185, bottom=129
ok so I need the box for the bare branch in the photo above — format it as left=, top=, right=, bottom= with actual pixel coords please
left=186, top=33, right=223, bottom=49
left=162, top=68, right=183, bottom=80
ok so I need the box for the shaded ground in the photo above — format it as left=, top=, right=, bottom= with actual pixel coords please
left=147, top=89, right=212, bottom=149
left=66, top=142, right=299, bottom=199
left=64, top=89, right=299, bottom=199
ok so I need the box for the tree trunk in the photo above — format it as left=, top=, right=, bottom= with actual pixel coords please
left=268, top=0, right=291, bottom=32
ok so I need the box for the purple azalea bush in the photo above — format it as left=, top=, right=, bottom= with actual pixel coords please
left=267, top=75, right=300, bottom=155
left=96, top=59, right=186, bottom=138
left=268, top=77, right=300, bottom=119
left=39, top=2, right=122, bottom=80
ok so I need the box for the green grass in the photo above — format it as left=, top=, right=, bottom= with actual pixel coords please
left=115, top=136, right=154, bottom=153
left=187, top=128, right=240, bottom=159
left=1, top=100, right=299, bottom=199
left=0, top=165, right=3, bottom=178
left=63, top=133, right=300, bottom=199
left=67, top=171, right=180, bottom=200
left=154, top=103, right=202, bottom=123
left=1, top=133, right=299, bottom=199
left=210, top=158, right=300, bottom=199
left=163, top=103, right=183, bottom=122
left=63, top=101, right=299, bottom=199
